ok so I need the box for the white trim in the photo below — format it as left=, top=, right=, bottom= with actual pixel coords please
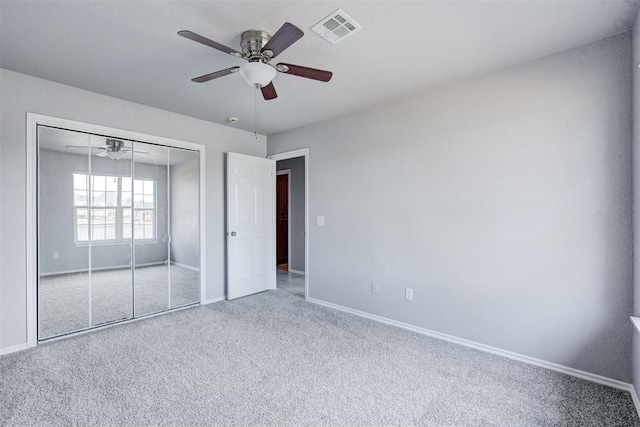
left=276, top=169, right=292, bottom=270
left=74, top=238, right=157, bottom=248
left=308, top=297, right=634, bottom=392
left=166, top=151, right=172, bottom=309
left=26, top=113, right=206, bottom=346
left=39, top=261, right=166, bottom=277
left=199, top=147, right=207, bottom=304
left=0, top=342, right=29, bottom=356
left=70, top=172, right=159, bottom=246
left=631, top=386, right=640, bottom=419
left=268, top=148, right=309, bottom=301
left=128, top=143, right=134, bottom=326
left=88, top=136, right=93, bottom=327
left=289, top=269, right=305, bottom=276
left=202, top=296, right=226, bottom=305
left=269, top=149, right=309, bottom=161
left=26, top=114, right=37, bottom=349
left=630, top=317, right=640, bottom=418
left=171, top=262, right=199, bottom=272
left=31, top=114, right=206, bottom=151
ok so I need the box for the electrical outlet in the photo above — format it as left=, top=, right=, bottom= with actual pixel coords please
left=405, top=288, right=413, bottom=301
left=371, top=282, right=379, bottom=294
left=53, top=252, right=59, bottom=259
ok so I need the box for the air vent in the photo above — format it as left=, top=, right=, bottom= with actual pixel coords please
left=311, top=9, right=362, bottom=45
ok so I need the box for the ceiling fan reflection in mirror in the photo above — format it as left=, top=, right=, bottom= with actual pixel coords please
left=178, top=22, right=333, bottom=100
left=65, top=139, right=148, bottom=160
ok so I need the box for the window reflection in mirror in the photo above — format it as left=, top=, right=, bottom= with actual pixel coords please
left=37, top=125, right=200, bottom=340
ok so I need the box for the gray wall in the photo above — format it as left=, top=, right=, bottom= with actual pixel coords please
left=170, top=156, right=199, bottom=268
left=276, top=157, right=305, bottom=272
left=0, top=69, right=265, bottom=351
left=633, top=8, right=640, bottom=397
left=268, top=33, right=633, bottom=382
left=39, top=149, right=169, bottom=274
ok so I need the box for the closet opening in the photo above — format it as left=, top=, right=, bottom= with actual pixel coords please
left=35, top=122, right=203, bottom=341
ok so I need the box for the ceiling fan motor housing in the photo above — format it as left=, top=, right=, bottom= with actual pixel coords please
left=240, top=30, right=272, bottom=61
left=106, top=138, right=124, bottom=152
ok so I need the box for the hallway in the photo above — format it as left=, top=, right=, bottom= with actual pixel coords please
left=276, top=269, right=304, bottom=298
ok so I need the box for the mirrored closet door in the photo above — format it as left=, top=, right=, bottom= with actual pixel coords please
left=37, top=126, right=200, bottom=340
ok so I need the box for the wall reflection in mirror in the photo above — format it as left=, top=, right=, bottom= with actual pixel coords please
left=37, top=126, right=200, bottom=340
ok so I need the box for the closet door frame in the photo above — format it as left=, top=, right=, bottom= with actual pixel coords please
left=26, top=113, right=206, bottom=348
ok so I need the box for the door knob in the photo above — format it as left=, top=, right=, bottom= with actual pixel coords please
left=230, top=231, right=237, bottom=236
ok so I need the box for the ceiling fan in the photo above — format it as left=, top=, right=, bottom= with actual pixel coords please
left=178, top=22, right=333, bottom=100
left=66, top=139, right=147, bottom=160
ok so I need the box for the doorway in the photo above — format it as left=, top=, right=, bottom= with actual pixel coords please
left=269, top=150, right=308, bottom=299
left=276, top=170, right=290, bottom=271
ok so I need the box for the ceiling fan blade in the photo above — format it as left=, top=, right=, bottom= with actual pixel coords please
left=178, top=30, right=243, bottom=57
left=191, top=66, right=239, bottom=83
left=261, top=22, right=303, bottom=58
left=277, top=63, right=333, bottom=82
left=121, top=149, right=149, bottom=154
left=96, top=151, right=109, bottom=157
left=261, top=82, right=278, bottom=100
left=65, top=145, right=102, bottom=149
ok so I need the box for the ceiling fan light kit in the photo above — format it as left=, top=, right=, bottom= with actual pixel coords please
left=178, top=22, right=333, bottom=100
left=239, top=62, right=277, bottom=87
left=106, top=151, right=126, bottom=160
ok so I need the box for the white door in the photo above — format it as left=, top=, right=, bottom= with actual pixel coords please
left=227, top=152, right=276, bottom=299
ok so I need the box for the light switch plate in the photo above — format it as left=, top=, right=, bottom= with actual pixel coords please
left=405, top=288, right=413, bottom=301
left=317, top=216, right=325, bottom=226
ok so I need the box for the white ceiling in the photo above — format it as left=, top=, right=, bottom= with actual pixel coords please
left=1, top=1, right=638, bottom=135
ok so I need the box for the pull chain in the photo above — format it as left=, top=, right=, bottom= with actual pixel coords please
left=254, top=84, right=260, bottom=141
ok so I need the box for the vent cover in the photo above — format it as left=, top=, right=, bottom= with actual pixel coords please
left=311, top=9, right=362, bottom=44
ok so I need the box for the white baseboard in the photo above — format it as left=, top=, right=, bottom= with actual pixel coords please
left=0, top=342, right=29, bottom=356
left=171, top=262, right=199, bottom=272
left=202, top=296, right=226, bottom=305
left=307, top=297, right=634, bottom=393
left=40, top=261, right=166, bottom=277
left=630, top=385, right=640, bottom=419
left=289, top=269, right=305, bottom=276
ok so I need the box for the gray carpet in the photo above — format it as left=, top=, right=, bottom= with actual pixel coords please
left=39, top=264, right=199, bottom=339
left=1, top=290, right=638, bottom=426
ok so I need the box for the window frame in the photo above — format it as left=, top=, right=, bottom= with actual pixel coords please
left=73, top=171, right=157, bottom=246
